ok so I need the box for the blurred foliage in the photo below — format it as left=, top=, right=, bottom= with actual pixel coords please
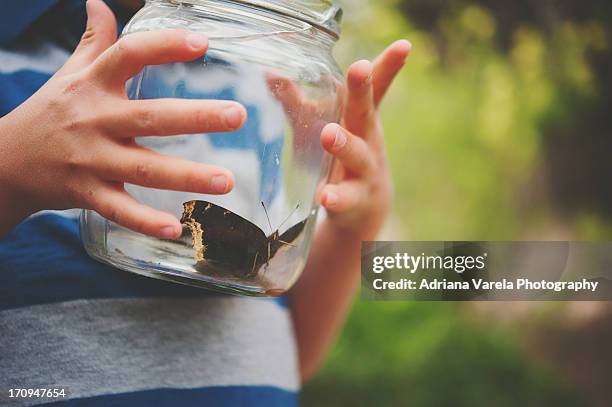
left=303, top=303, right=586, bottom=407
left=332, top=0, right=612, bottom=240
left=303, top=0, right=610, bottom=405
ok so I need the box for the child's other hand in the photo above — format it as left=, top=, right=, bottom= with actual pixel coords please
left=320, top=40, right=411, bottom=239
left=0, top=0, right=246, bottom=238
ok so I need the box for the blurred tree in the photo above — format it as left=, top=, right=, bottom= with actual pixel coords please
left=303, top=1, right=611, bottom=405
left=399, top=0, right=612, bottom=223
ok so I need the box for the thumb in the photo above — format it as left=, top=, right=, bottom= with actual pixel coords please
left=57, top=0, right=117, bottom=77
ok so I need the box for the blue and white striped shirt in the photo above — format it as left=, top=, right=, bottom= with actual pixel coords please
left=0, top=1, right=299, bottom=405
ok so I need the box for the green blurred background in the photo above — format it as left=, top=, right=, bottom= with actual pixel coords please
left=303, top=1, right=612, bottom=406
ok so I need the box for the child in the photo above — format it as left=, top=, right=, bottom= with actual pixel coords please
left=0, top=0, right=410, bottom=405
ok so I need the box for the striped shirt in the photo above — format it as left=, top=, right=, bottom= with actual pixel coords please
left=0, top=1, right=299, bottom=405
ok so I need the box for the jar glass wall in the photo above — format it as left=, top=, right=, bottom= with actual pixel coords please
left=80, top=0, right=344, bottom=296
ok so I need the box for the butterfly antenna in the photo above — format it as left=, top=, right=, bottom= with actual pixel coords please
left=261, top=201, right=273, bottom=234
left=277, top=203, right=301, bottom=231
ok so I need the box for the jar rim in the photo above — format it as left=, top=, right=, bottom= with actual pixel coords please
left=165, top=0, right=343, bottom=38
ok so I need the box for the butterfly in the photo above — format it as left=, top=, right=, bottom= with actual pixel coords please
left=180, top=200, right=308, bottom=278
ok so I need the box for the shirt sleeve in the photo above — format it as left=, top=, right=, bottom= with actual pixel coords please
left=0, top=0, right=60, bottom=46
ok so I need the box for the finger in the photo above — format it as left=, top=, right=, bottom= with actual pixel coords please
left=104, top=99, right=247, bottom=137
left=343, top=60, right=375, bottom=137
left=373, top=40, right=412, bottom=107
left=320, top=123, right=373, bottom=175
left=93, top=184, right=183, bottom=239
left=58, top=0, right=117, bottom=77
left=92, top=29, right=208, bottom=88
left=320, top=181, right=364, bottom=213
left=97, top=146, right=235, bottom=195
left=266, top=73, right=305, bottom=112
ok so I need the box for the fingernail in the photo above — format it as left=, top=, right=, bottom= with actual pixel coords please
left=223, top=106, right=243, bottom=128
left=85, top=0, right=93, bottom=18
left=333, top=127, right=347, bottom=149
left=399, top=39, right=413, bottom=51
left=399, top=39, right=412, bottom=62
left=186, top=33, right=207, bottom=51
left=211, top=175, right=228, bottom=193
left=325, top=191, right=338, bottom=207
left=160, top=225, right=180, bottom=239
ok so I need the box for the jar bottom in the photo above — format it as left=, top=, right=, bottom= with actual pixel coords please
left=80, top=210, right=307, bottom=297
left=83, top=242, right=287, bottom=297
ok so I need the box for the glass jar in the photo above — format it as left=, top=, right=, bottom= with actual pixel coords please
left=80, top=0, right=344, bottom=296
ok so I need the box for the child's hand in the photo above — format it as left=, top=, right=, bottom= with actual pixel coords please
left=0, top=0, right=246, bottom=238
left=320, top=41, right=411, bottom=239
left=287, top=41, right=411, bottom=381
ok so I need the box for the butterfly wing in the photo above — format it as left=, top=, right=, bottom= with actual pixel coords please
left=181, top=201, right=268, bottom=275
left=278, top=219, right=308, bottom=244
left=267, top=219, right=309, bottom=261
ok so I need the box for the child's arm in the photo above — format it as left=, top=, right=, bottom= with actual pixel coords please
left=288, top=41, right=412, bottom=382
left=0, top=0, right=245, bottom=237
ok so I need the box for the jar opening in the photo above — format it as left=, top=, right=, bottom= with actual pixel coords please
left=163, top=0, right=343, bottom=38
